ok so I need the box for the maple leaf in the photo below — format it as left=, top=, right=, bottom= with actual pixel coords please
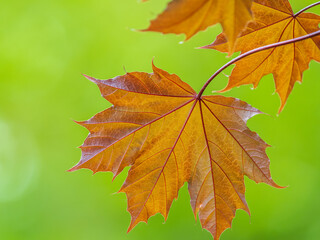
left=143, top=0, right=253, bottom=52
left=205, top=0, right=320, bottom=111
left=70, top=63, right=280, bottom=239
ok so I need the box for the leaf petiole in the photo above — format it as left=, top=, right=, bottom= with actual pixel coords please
left=294, top=1, right=320, bottom=17
left=197, top=30, right=320, bottom=99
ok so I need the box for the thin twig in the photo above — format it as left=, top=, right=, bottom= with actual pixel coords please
left=197, top=30, right=320, bottom=99
left=294, top=1, right=320, bottom=17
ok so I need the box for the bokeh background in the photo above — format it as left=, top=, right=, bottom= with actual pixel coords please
left=0, top=0, right=319, bottom=239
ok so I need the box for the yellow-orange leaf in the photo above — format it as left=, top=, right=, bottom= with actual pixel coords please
left=144, top=0, right=253, bottom=52
left=205, top=0, right=320, bottom=111
left=70, top=63, right=280, bottom=239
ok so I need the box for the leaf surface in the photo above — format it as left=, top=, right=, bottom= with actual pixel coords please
left=144, top=0, right=253, bottom=52
left=206, top=0, right=320, bottom=111
left=71, top=63, right=280, bottom=239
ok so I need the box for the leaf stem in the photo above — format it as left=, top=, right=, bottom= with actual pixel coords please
left=294, top=1, right=320, bottom=17
left=197, top=30, right=320, bottom=99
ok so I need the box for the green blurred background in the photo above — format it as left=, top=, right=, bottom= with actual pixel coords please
left=0, top=0, right=319, bottom=239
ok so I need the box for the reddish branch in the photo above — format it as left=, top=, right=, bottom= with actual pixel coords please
left=197, top=30, right=320, bottom=99
left=294, top=1, right=320, bottom=17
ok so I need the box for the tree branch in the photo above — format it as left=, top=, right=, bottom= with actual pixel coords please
left=197, top=30, right=320, bottom=99
left=294, top=1, right=320, bottom=17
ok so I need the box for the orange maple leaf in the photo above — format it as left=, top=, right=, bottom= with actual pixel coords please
left=143, top=0, right=253, bottom=52
left=70, top=63, right=280, bottom=239
left=205, top=0, right=320, bottom=111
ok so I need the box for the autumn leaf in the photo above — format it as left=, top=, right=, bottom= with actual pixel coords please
left=205, top=0, right=320, bottom=111
left=70, top=63, right=280, bottom=239
left=143, top=0, right=253, bottom=52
